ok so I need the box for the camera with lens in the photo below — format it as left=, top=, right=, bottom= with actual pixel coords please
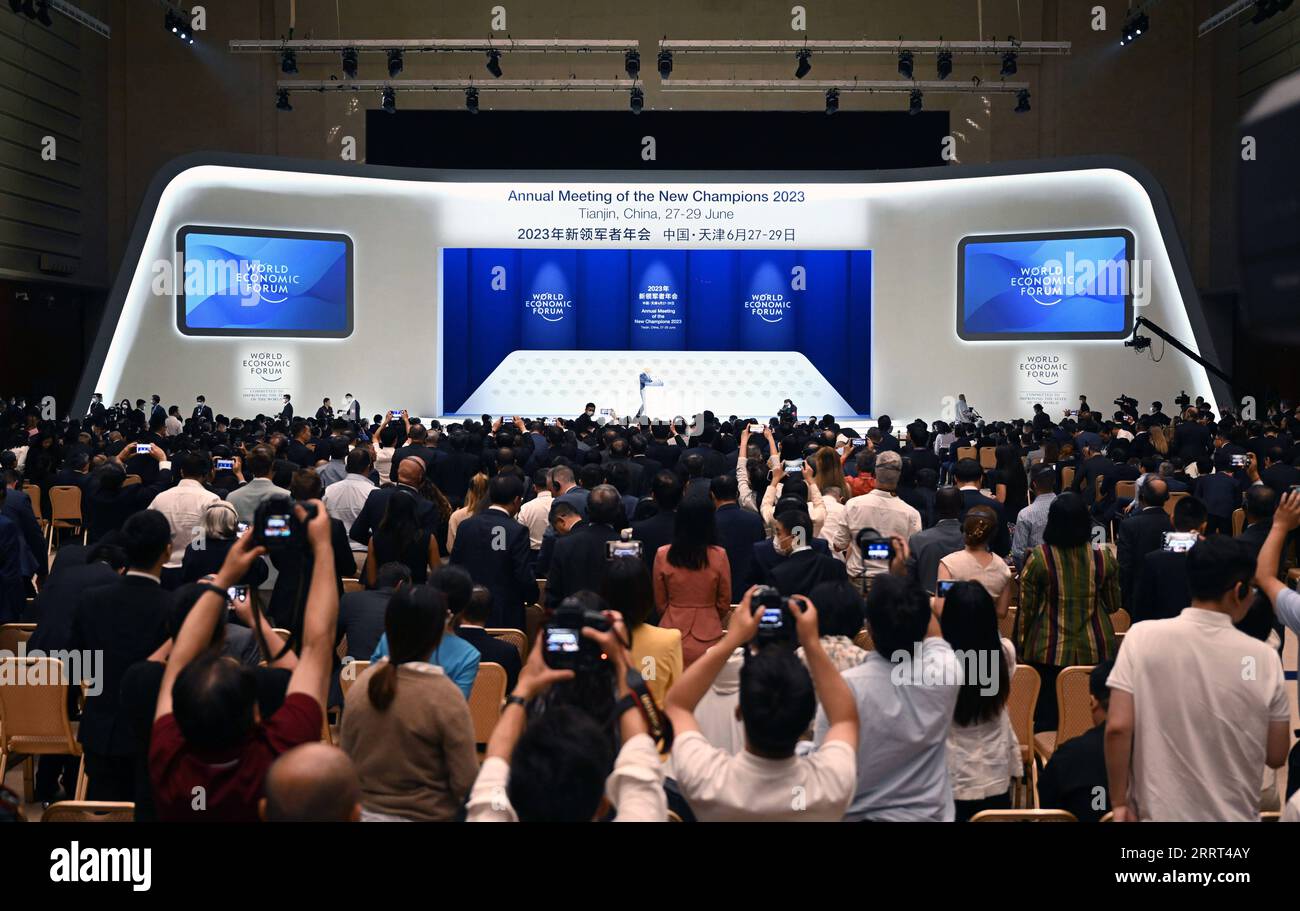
left=251, top=496, right=316, bottom=553
left=1114, top=394, right=1137, bottom=408
left=1174, top=390, right=1191, bottom=409
left=749, top=585, right=797, bottom=648
left=543, top=596, right=613, bottom=671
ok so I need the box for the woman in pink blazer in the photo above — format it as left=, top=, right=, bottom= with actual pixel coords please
left=653, top=497, right=732, bottom=666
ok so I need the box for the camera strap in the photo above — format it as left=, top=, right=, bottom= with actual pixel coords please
left=624, top=668, right=673, bottom=754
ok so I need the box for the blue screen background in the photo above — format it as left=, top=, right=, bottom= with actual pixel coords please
left=961, top=234, right=1130, bottom=336
left=181, top=232, right=350, bottom=333
left=441, top=248, right=872, bottom=415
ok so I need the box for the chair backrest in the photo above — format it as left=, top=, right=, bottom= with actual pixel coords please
left=1115, top=480, right=1136, bottom=501
left=0, top=658, right=79, bottom=751
left=978, top=447, right=997, bottom=470
left=957, top=446, right=978, bottom=463
left=1113, top=631, right=1125, bottom=649
left=48, top=485, right=83, bottom=524
left=339, top=660, right=370, bottom=699
left=1262, top=811, right=1281, bottom=822
left=524, top=602, right=545, bottom=650
left=468, top=662, right=507, bottom=745
left=1232, top=507, right=1246, bottom=537
left=0, top=623, right=37, bottom=655
left=342, top=578, right=364, bottom=594
left=1164, top=491, right=1188, bottom=520
left=1111, top=608, right=1131, bottom=633
left=486, top=628, right=527, bottom=664
left=852, top=627, right=874, bottom=653
left=970, top=809, right=1077, bottom=822
left=999, top=607, right=1018, bottom=642
left=23, top=483, right=44, bottom=521
left=122, top=474, right=142, bottom=488
left=41, top=801, right=135, bottom=823
left=1006, top=664, right=1041, bottom=755
left=1061, top=466, right=1076, bottom=490
left=1054, top=665, right=1096, bottom=748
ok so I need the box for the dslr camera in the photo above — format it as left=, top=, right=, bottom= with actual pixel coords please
left=1174, top=390, right=1191, bottom=409
left=543, top=596, right=613, bottom=671
left=1114, top=394, right=1138, bottom=408
left=250, top=496, right=317, bottom=553
left=749, top=585, right=797, bottom=648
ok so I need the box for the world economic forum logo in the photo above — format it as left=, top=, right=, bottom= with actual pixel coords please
left=239, top=261, right=302, bottom=306
left=525, top=292, right=572, bottom=323
left=745, top=292, right=793, bottom=324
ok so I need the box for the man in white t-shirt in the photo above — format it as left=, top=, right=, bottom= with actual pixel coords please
left=844, top=450, right=922, bottom=580
left=1105, top=534, right=1290, bottom=822
left=665, top=586, right=859, bottom=822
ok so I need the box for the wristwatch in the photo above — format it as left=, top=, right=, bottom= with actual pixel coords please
left=504, top=694, right=528, bottom=710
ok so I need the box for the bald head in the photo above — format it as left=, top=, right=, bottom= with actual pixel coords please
left=1139, top=476, right=1169, bottom=508
left=396, top=455, right=426, bottom=487
left=261, top=743, right=361, bottom=822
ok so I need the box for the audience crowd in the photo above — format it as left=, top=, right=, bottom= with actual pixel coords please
left=3, top=389, right=1300, bottom=823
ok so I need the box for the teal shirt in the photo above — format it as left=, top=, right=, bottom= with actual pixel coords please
left=370, top=631, right=480, bottom=699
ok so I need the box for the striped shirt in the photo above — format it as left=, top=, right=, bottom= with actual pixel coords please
left=1018, top=544, right=1120, bottom=666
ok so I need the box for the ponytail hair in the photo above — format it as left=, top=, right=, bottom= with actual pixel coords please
left=368, top=584, right=448, bottom=711
left=963, top=505, right=997, bottom=549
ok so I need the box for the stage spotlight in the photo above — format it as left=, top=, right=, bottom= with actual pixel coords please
left=486, top=49, right=502, bottom=78
left=657, top=49, right=673, bottom=79
left=341, top=48, right=358, bottom=80
left=625, top=50, right=640, bottom=79
left=280, top=49, right=298, bottom=75
left=795, top=49, right=812, bottom=79
left=936, top=50, right=952, bottom=80
left=1014, top=88, right=1031, bottom=113
left=165, top=8, right=181, bottom=33
left=466, top=86, right=479, bottom=113
left=908, top=88, right=923, bottom=115
left=387, top=49, right=403, bottom=78
left=630, top=86, right=644, bottom=114
left=898, top=50, right=914, bottom=79
left=824, top=88, right=839, bottom=115
left=380, top=86, right=396, bottom=114
left=1120, top=12, right=1149, bottom=45
left=1000, top=50, right=1017, bottom=77
left=275, top=89, right=292, bottom=112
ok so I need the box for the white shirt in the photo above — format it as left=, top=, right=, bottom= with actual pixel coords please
left=517, top=490, right=553, bottom=550
left=466, top=732, right=666, bottom=822
left=1107, top=608, right=1290, bottom=822
left=164, top=415, right=182, bottom=437
left=819, top=495, right=851, bottom=561
left=322, top=473, right=376, bottom=551
left=946, top=638, right=1021, bottom=800
left=671, top=730, right=856, bottom=822
left=149, top=479, right=220, bottom=565
left=843, top=489, right=922, bottom=577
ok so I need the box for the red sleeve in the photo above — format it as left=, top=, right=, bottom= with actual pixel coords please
left=263, top=692, right=324, bottom=754
left=148, top=713, right=186, bottom=796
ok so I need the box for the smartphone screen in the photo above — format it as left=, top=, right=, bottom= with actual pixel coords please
left=216, top=458, right=234, bottom=471
left=545, top=628, right=580, bottom=655
left=937, top=579, right=956, bottom=597
left=263, top=515, right=292, bottom=539
left=784, top=459, right=804, bottom=473
left=865, top=541, right=893, bottom=561
left=135, top=443, right=151, bottom=454
left=1163, top=532, right=1197, bottom=553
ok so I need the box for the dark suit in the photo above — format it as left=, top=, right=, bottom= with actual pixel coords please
left=1037, top=725, right=1109, bottom=823
left=180, top=537, right=269, bottom=589
left=1116, top=507, right=1172, bottom=610
left=192, top=405, right=214, bottom=424
left=451, top=509, right=537, bottom=630
left=348, top=484, right=438, bottom=547
left=389, top=443, right=444, bottom=484
left=713, top=503, right=766, bottom=599
left=958, top=488, right=1010, bottom=557
left=2, top=485, right=47, bottom=577
left=336, top=588, right=393, bottom=661
left=629, top=455, right=662, bottom=497
left=433, top=451, right=481, bottom=507
left=545, top=520, right=621, bottom=611
left=267, top=518, right=353, bottom=629
left=28, top=559, right=122, bottom=652
left=287, top=439, right=315, bottom=469
left=647, top=440, right=682, bottom=472
left=750, top=536, right=832, bottom=584
left=1194, top=472, right=1240, bottom=532
left=1131, top=549, right=1191, bottom=623
left=456, top=626, right=522, bottom=692
left=1074, top=454, right=1112, bottom=503
left=280, top=402, right=294, bottom=422
left=766, top=547, right=847, bottom=597
left=71, top=575, right=172, bottom=799
left=631, top=509, right=677, bottom=573
left=86, top=472, right=171, bottom=544
left=1261, top=463, right=1300, bottom=495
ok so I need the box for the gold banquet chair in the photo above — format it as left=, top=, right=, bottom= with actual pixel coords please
left=0, top=657, right=88, bottom=803
left=486, top=628, right=528, bottom=664
left=1007, top=664, right=1041, bottom=808
left=970, top=809, right=1077, bottom=822
left=1032, top=665, right=1095, bottom=764
left=469, top=662, right=507, bottom=748
left=42, top=801, right=134, bottom=823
